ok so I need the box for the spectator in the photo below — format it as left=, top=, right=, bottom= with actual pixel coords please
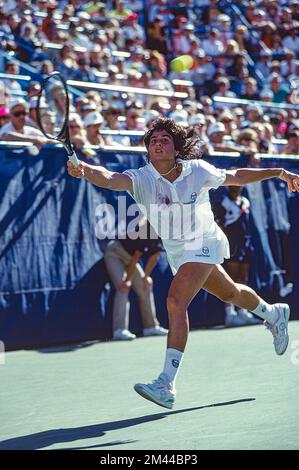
left=269, top=73, right=290, bottom=103
left=104, top=217, right=168, bottom=341
left=3, top=62, right=22, bottom=93
left=202, top=29, right=225, bottom=57
left=240, top=77, right=260, bottom=101
left=280, top=130, right=299, bottom=155
left=282, top=25, right=299, bottom=53
left=0, top=97, right=49, bottom=149
left=213, top=186, right=259, bottom=327
left=255, top=49, right=272, bottom=80
left=83, top=111, right=105, bottom=147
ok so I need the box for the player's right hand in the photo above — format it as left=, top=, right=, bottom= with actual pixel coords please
left=67, top=160, right=84, bottom=178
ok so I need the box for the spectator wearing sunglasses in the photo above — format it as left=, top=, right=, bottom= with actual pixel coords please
left=0, top=98, right=50, bottom=150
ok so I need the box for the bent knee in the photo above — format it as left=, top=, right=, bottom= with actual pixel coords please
left=167, top=295, right=188, bottom=314
left=220, top=287, right=240, bottom=303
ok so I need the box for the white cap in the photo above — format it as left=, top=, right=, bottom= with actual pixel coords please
left=260, top=89, right=273, bottom=99
left=207, top=122, right=225, bottom=136
left=9, top=97, right=28, bottom=112
left=189, top=113, right=205, bottom=126
left=144, top=110, right=160, bottom=126
left=247, top=104, right=263, bottom=114
left=83, top=112, right=103, bottom=127
left=170, top=109, right=189, bottom=127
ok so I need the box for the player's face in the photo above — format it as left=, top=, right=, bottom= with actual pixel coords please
left=148, top=130, right=176, bottom=163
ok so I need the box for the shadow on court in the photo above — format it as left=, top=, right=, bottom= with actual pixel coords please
left=0, top=398, right=255, bottom=450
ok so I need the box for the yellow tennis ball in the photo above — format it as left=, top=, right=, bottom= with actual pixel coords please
left=170, top=55, right=193, bottom=72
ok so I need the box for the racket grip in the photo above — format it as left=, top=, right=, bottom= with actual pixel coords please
left=68, top=151, right=79, bottom=167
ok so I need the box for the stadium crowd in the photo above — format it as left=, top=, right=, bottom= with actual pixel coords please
left=0, top=0, right=298, bottom=157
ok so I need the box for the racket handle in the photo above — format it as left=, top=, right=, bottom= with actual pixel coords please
left=68, top=151, right=79, bottom=167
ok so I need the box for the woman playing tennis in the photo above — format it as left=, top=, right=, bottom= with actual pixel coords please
left=67, top=118, right=299, bottom=409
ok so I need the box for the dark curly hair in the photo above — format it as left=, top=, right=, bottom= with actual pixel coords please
left=143, top=117, right=202, bottom=161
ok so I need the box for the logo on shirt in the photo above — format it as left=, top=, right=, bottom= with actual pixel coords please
left=195, top=246, right=210, bottom=257
left=182, top=192, right=198, bottom=205
left=157, top=193, right=171, bottom=205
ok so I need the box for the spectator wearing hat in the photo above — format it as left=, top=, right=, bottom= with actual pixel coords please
left=217, top=14, right=233, bottom=46
left=27, top=96, right=47, bottom=129
left=207, top=121, right=240, bottom=153
left=219, top=110, right=237, bottom=137
left=144, top=109, right=160, bottom=129
left=260, top=88, right=274, bottom=102
left=255, top=49, right=272, bottom=80
left=123, top=12, right=145, bottom=44
left=281, top=50, right=299, bottom=78
left=246, top=105, right=264, bottom=124
left=68, top=113, right=86, bottom=150
left=83, top=112, right=105, bottom=147
left=269, top=73, right=290, bottom=103
left=0, top=98, right=49, bottom=149
left=236, top=129, right=259, bottom=158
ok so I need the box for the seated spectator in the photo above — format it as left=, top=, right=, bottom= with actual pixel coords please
left=202, top=28, right=225, bottom=57
left=240, top=77, right=260, bottom=101
left=68, top=113, right=86, bottom=150
left=213, top=185, right=259, bottom=327
left=246, top=105, right=264, bottom=124
left=3, top=62, right=22, bottom=93
left=280, top=130, right=299, bottom=155
left=207, top=121, right=240, bottom=153
left=269, top=73, right=290, bottom=103
left=255, top=49, right=272, bottom=80
left=83, top=111, right=105, bottom=147
left=282, top=25, right=299, bottom=54
left=236, top=129, right=259, bottom=158
left=0, top=98, right=49, bottom=150
left=104, top=217, right=168, bottom=341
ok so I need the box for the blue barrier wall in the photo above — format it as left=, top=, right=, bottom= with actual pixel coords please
left=0, top=145, right=298, bottom=350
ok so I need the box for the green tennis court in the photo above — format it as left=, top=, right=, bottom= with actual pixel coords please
left=1, top=322, right=299, bottom=450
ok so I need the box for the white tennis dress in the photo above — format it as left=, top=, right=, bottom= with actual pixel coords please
left=124, top=158, right=230, bottom=274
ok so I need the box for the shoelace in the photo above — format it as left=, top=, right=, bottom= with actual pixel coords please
left=152, top=378, right=167, bottom=389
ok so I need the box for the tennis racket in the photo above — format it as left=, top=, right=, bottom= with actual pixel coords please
left=37, top=71, right=79, bottom=166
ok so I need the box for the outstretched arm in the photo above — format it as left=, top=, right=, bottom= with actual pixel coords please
left=67, top=160, right=132, bottom=192
left=223, top=168, right=299, bottom=192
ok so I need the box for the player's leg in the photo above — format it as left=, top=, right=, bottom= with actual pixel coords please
left=134, top=262, right=214, bottom=409
left=203, top=264, right=290, bottom=355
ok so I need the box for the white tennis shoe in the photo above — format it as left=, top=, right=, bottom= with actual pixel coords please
left=134, top=373, right=176, bottom=409
left=264, top=303, right=290, bottom=355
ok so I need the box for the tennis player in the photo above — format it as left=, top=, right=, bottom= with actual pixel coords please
left=67, top=118, right=299, bottom=409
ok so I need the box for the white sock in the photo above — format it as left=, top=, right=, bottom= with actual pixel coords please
left=162, top=348, right=184, bottom=388
left=250, top=298, right=277, bottom=324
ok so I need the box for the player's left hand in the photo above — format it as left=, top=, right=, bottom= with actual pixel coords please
left=280, top=169, right=299, bottom=192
